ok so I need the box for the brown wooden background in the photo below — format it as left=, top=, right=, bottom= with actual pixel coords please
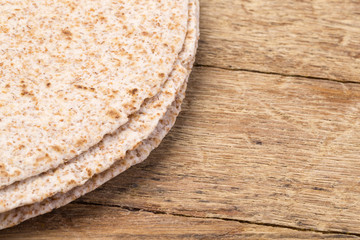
left=2, top=0, right=360, bottom=239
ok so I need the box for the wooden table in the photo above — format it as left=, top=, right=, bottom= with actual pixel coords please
left=2, top=0, right=360, bottom=239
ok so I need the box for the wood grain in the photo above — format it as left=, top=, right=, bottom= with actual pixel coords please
left=78, top=67, right=360, bottom=234
left=1, top=203, right=356, bottom=239
left=198, top=0, right=360, bottom=82
left=3, top=0, right=360, bottom=238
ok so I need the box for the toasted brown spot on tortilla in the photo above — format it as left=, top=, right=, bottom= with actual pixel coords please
left=36, top=154, right=51, bottom=163
left=61, top=29, right=73, bottom=40
left=74, top=85, right=87, bottom=90
left=106, top=109, right=121, bottom=119
left=153, top=102, right=163, bottom=108
left=128, top=88, right=138, bottom=95
left=67, top=179, right=76, bottom=185
left=51, top=145, right=62, bottom=152
left=0, top=164, right=9, bottom=177
left=75, top=139, right=87, bottom=147
left=86, top=168, right=92, bottom=177
left=18, top=145, right=25, bottom=150
left=21, top=90, right=33, bottom=96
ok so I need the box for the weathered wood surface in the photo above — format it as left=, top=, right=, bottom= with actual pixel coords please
left=2, top=204, right=356, bottom=240
left=198, top=0, right=360, bottom=82
left=2, top=0, right=360, bottom=238
left=80, top=68, right=360, bottom=235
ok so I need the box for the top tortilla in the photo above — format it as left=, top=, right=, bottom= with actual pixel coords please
left=0, top=0, right=188, bottom=188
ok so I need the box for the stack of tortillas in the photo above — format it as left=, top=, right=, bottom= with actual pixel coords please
left=0, top=0, right=199, bottom=229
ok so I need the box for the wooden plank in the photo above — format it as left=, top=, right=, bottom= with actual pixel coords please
left=77, top=67, right=360, bottom=234
left=0, top=203, right=356, bottom=239
left=198, top=0, right=360, bottom=82
left=3, top=1, right=360, bottom=237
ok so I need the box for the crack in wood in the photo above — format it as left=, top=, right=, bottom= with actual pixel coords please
left=194, top=64, right=360, bottom=85
left=75, top=201, right=360, bottom=238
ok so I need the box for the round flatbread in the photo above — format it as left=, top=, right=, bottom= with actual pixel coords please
left=0, top=0, right=189, bottom=188
left=0, top=0, right=199, bottom=213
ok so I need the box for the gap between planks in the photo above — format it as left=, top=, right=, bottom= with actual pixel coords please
left=75, top=200, right=360, bottom=238
left=194, top=64, right=360, bottom=85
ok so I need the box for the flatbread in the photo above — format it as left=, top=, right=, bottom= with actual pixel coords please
left=0, top=0, right=189, bottom=188
left=0, top=0, right=199, bottom=229
left=0, top=0, right=199, bottom=213
left=0, top=72, right=188, bottom=230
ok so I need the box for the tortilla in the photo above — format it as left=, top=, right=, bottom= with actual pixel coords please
left=0, top=0, right=199, bottom=229
left=0, top=0, right=199, bottom=213
left=0, top=0, right=189, bottom=188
